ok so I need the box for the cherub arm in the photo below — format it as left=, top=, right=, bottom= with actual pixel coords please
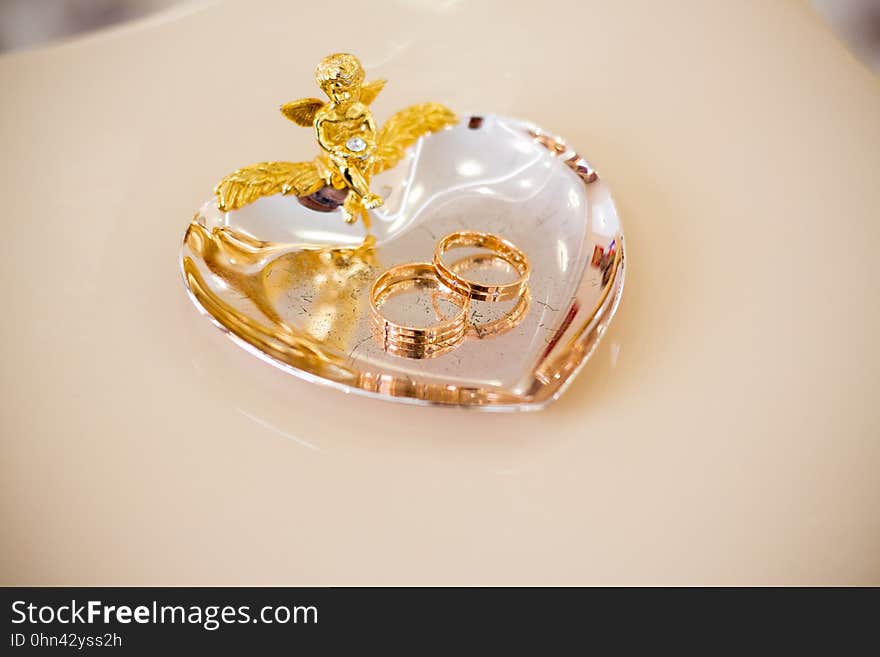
left=315, top=108, right=378, bottom=159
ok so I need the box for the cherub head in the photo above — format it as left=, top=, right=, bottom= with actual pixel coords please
left=316, top=53, right=365, bottom=105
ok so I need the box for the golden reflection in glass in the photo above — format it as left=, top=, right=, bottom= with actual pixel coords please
left=183, top=221, right=380, bottom=380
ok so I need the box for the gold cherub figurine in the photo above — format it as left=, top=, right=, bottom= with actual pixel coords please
left=214, top=53, right=456, bottom=229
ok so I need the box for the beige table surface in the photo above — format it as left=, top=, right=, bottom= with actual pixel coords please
left=1, top=0, right=878, bottom=585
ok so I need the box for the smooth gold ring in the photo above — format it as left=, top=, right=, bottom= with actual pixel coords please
left=433, top=231, right=530, bottom=302
left=369, top=262, right=468, bottom=358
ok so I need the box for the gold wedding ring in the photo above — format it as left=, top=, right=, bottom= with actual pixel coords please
left=433, top=231, right=530, bottom=302
left=371, top=232, right=530, bottom=358
left=433, top=253, right=531, bottom=338
left=370, top=262, right=468, bottom=359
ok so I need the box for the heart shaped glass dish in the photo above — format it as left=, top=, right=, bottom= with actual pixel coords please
left=180, top=115, right=625, bottom=410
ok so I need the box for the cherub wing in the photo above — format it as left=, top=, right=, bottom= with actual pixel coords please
left=280, top=98, right=325, bottom=127
left=374, top=103, right=457, bottom=175
left=360, top=79, right=386, bottom=105
left=214, top=161, right=324, bottom=212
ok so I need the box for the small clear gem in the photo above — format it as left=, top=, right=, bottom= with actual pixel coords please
left=346, top=137, right=367, bottom=152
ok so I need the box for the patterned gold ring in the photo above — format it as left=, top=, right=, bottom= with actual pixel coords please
left=432, top=253, right=531, bottom=339
left=433, top=231, right=530, bottom=302
left=369, top=262, right=469, bottom=357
